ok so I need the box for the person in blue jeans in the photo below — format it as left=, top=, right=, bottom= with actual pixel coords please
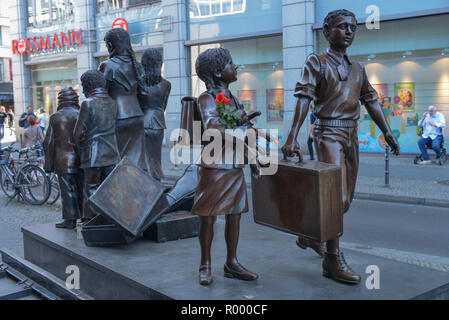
left=0, top=106, right=7, bottom=141
left=417, top=105, right=446, bottom=164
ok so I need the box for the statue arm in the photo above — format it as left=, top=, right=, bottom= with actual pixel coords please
left=163, top=80, right=171, bottom=112
left=73, top=102, right=89, bottom=145
left=43, top=117, right=55, bottom=172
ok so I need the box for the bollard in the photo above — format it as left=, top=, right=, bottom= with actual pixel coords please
left=384, top=145, right=390, bottom=187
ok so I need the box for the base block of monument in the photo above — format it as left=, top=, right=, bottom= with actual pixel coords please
left=82, top=215, right=136, bottom=247
left=143, top=211, right=199, bottom=243
left=21, top=219, right=449, bottom=300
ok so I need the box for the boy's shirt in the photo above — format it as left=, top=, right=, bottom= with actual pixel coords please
left=294, top=47, right=378, bottom=121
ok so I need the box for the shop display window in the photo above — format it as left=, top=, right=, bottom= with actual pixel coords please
left=30, top=61, right=78, bottom=115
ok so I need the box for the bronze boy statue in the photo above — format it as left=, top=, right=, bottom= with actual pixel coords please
left=43, top=87, right=83, bottom=229
left=139, top=48, right=171, bottom=181
left=192, top=48, right=263, bottom=285
left=282, top=9, right=400, bottom=284
left=99, top=28, right=148, bottom=172
left=74, top=70, right=121, bottom=221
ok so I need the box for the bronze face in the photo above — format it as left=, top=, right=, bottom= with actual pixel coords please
left=325, top=15, right=357, bottom=50
left=219, top=59, right=238, bottom=83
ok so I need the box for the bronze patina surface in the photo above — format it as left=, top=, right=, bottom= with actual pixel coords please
left=43, top=87, right=83, bottom=227
left=88, top=157, right=165, bottom=237
left=99, top=28, right=148, bottom=172
left=251, top=159, right=342, bottom=243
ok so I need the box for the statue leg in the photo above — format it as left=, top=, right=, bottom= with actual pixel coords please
left=198, top=216, right=215, bottom=285
left=55, top=173, right=82, bottom=229
left=319, top=127, right=360, bottom=284
left=223, top=213, right=258, bottom=281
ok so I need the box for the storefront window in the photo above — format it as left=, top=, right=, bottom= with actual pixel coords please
left=51, top=0, right=66, bottom=21
left=188, top=0, right=282, bottom=41
left=190, top=36, right=284, bottom=137
left=108, top=0, right=126, bottom=10
left=27, top=0, right=35, bottom=25
left=28, top=0, right=75, bottom=26
left=67, top=0, right=75, bottom=16
left=97, top=0, right=106, bottom=14
left=317, top=14, right=449, bottom=153
left=35, top=0, right=51, bottom=25
left=30, top=60, right=78, bottom=115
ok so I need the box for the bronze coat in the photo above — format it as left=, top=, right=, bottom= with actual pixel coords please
left=43, top=103, right=80, bottom=174
left=138, top=78, right=171, bottom=180
left=73, top=88, right=120, bottom=169
left=99, top=55, right=148, bottom=171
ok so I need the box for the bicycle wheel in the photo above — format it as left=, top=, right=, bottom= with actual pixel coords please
left=47, top=173, right=61, bottom=205
left=0, top=168, right=17, bottom=198
left=17, top=164, right=51, bottom=205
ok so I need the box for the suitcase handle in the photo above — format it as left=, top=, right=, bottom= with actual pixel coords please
left=282, top=148, right=303, bottom=164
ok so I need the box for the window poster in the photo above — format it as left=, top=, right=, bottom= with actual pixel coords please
left=266, top=88, right=284, bottom=122
left=394, top=82, right=415, bottom=113
left=238, top=89, right=257, bottom=123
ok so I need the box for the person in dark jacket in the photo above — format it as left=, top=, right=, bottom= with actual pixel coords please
left=43, top=87, right=83, bottom=229
left=74, top=70, right=121, bottom=221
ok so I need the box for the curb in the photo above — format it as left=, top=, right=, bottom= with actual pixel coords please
left=162, top=174, right=449, bottom=209
left=354, top=192, right=449, bottom=208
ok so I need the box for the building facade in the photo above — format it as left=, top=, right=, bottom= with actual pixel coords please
left=9, top=0, right=449, bottom=152
left=0, top=2, right=13, bottom=110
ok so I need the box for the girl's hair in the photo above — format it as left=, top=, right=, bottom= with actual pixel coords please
left=28, top=115, right=37, bottom=126
left=195, top=48, right=232, bottom=91
left=104, top=28, right=144, bottom=87
left=141, top=48, right=163, bottom=86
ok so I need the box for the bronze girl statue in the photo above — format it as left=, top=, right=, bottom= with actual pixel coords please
left=99, top=28, right=148, bottom=172
left=192, top=48, right=261, bottom=285
left=139, top=48, right=171, bottom=181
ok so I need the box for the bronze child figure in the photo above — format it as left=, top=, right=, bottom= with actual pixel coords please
left=43, top=87, right=83, bottom=229
left=74, top=70, right=121, bottom=221
left=192, top=48, right=261, bottom=285
left=139, top=48, right=171, bottom=181
left=99, top=28, right=148, bottom=172
left=282, top=9, right=400, bottom=284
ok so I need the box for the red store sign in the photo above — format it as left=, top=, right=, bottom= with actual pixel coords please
left=12, top=29, right=82, bottom=55
left=112, top=18, right=128, bottom=32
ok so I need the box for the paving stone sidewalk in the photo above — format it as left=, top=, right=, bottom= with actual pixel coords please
left=161, top=147, right=449, bottom=208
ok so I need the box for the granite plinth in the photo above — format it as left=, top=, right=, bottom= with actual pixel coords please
left=22, top=220, right=449, bottom=300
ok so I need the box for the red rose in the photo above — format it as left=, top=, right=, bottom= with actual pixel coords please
left=215, top=92, right=231, bottom=105
left=215, top=92, right=225, bottom=104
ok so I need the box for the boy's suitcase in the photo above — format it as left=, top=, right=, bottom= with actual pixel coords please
left=251, top=159, right=343, bottom=243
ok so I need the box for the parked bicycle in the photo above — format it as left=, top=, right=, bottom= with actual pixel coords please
left=0, top=143, right=51, bottom=205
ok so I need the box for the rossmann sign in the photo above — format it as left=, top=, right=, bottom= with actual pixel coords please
left=12, top=29, right=82, bottom=55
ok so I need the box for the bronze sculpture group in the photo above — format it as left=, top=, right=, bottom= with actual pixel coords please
left=43, top=9, right=400, bottom=288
